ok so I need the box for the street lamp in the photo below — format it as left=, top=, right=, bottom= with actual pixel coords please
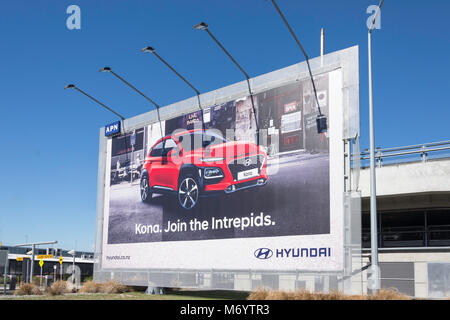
left=193, top=22, right=260, bottom=147
left=140, top=46, right=205, bottom=133
left=269, top=0, right=327, bottom=134
left=64, top=84, right=125, bottom=121
left=367, top=0, right=384, bottom=294
left=193, top=22, right=208, bottom=31
left=98, top=67, right=164, bottom=138
left=65, top=83, right=131, bottom=176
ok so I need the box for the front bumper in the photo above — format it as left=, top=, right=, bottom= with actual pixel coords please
left=223, top=177, right=267, bottom=193
left=200, top=152, right=268, bottom=194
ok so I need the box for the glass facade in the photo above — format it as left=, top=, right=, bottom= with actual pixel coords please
left=362, top=209, right=450, bottom=248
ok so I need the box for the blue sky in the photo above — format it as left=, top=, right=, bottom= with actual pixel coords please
left=0, top=0, right=449, bottom=251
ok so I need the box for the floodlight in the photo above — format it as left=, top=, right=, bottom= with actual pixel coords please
left=193, top=22, right=208, bottom=30
left=99, top=66, right=112, bottom=73
left=141, top=46, right=155, bottom=53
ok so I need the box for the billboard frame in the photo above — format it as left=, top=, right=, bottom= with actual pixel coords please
left=94, top=45, right=361, bottom=293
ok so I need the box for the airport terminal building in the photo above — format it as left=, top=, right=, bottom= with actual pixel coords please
left=0, top=247, right=93, bottom=287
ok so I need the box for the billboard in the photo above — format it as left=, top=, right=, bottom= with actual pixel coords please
left=95, top=46, right=360, bottom=289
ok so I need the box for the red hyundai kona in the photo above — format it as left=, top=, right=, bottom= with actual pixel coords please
left=140, top=129, right=268, bottom=210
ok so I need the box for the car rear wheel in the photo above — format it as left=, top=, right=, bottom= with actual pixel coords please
left=140, top=174, right=152, bottom=203
left=178, top=174, right=199, bottom=210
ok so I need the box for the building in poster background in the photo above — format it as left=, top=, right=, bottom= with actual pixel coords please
left=303, top=74, right=329, bottom=152
left=110, top=128, right=145, bottom=185
left=95, top=46, right=360, bottom=291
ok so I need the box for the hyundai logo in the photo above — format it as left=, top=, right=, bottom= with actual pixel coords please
left=254, top=248, right=273, bottom=260
left=244, top=158, right=252, bottom=167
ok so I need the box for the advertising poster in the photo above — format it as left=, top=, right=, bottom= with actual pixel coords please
left=101, top=68, right=344, bottom=272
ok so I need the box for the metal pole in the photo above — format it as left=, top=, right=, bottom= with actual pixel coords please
left=25, top=259, right=29, bottom=283
left=367, top=0, right=384, bottom=294
left=39, top=263, right=42, bottom=288
left=368, top=29, right=380, bottom=293
left=72, top=253, right=75, bottom=286
left=320, top=28, right=324, bottom=67
left=3, top=259, right=7, bottom=294
left=64, top=85, right=125, bottom=121
left=30, top=244, right=35, bottom=283
left=14, top=241, right=58, bottom=247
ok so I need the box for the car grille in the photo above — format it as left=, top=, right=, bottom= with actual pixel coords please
left=227, top=154, right=265, bottom=181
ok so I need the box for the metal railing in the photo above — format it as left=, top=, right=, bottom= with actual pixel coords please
left=356, top=140, right=450, bottom=168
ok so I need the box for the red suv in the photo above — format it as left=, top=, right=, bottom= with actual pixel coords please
left=140, top=129, right=268, bottom=210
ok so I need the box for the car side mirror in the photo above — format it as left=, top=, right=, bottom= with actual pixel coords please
left=168, top=148, right=182, bottom=158
left=167, top=149, right=175, bottom=158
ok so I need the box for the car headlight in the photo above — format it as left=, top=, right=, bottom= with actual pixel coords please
left=200, top=157, right=225, bottom=163
left=259, top=154, right=266, bottom=170
left=204, top=167, right=224, bottom=179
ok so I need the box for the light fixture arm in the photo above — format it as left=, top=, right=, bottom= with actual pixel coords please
left=152, top=50, right=201, bottom=97
left=198, top=27, right=260, bottom=146
left=100, top=68, right=164, bottom=138
left=142, top=48, right=206, bottom=135
left=65, top=84, right=125, bottom=120
left=270, top=0, right=324, bottom=118
left=108, top=69, right=161, bottom=110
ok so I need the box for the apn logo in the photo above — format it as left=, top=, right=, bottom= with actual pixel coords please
left=254, top=248, right=273, bottom=260
left=105, top=121, right=121, bottom=137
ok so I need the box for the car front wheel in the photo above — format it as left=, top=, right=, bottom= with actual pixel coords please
left=178, top=174, right=199, bottom=210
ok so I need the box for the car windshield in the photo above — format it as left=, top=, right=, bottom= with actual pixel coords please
left=177, top=130, right=227, bottom=152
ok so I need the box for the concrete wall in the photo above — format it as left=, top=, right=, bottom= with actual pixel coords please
left=357, top=159, right=450, bottom=198
left=361, top=252, right=450, bottom=298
